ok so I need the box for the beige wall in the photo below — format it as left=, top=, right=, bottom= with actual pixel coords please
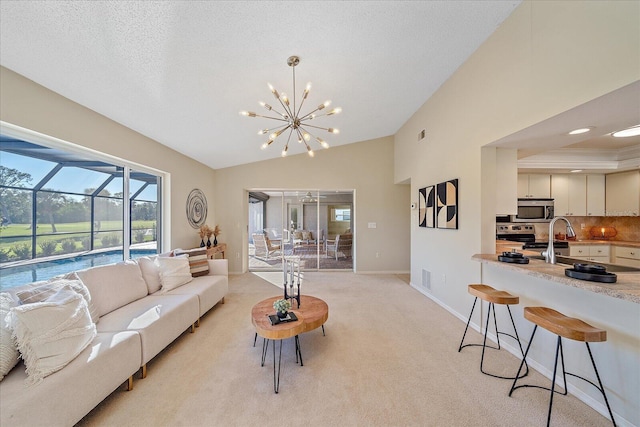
left=396, top=0, right=639, bottom=314
left=214, top=136, right=410, bottom=273
left=395, top=1, right=639, bottom=423
left=0, top=66, right=217, bottom=251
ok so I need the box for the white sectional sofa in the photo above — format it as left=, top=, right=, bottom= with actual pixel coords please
left=0, top=255, right=228, bottom=427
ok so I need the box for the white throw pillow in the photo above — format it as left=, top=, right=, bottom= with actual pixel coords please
left=10, top=286, right=97, bottom=385
left=156, top=255, right=192, bottom=292
left=16, top=277, right=99, bottom=324
left=137, top=256, right=162, bottom=293
left=0, top=293, right=19, bottom=381
left=74, top=261, right=148, bottom=318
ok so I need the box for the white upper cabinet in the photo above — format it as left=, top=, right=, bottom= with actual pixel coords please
left=518, top=174, right=550, bottom=198
left=606, top=170, right=640, bottom=216
left=551, top=174, right=604, bottom=217
left=586, top=174, right=605, bottom=216
left=551, top=174, right=586, bottom=216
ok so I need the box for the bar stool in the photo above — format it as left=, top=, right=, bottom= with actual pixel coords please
left=509, top=307, right=616, bottom=426
left=458, top=284, right=529, bottom=379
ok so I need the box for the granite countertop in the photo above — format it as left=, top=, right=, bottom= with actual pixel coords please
left=473, top=253, right=640, bottom=304
left=568, top=240, right=640, bottom=248
left=496, top=239, right=640, bottom=251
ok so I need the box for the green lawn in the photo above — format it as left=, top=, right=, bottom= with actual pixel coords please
left=0, top=220, right=156, bottom=260
left=0, top=220, right=156, bottom=237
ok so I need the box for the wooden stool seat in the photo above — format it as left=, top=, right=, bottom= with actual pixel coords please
left=524, top=307, right=607, bottom=343
left=458, top=284, right=528, bottom=380
left=468, top=284, right=519, bottom=305
left=510, top=306, right=616, bottom=426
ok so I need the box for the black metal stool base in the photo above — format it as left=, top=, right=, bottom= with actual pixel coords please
left=458, top=297, right=529, bottom=380
left=508, top=325, right=617, bottom=427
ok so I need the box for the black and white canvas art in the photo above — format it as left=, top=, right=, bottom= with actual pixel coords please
left=436, top=179, right=458, bottom=229
left=418, top=186, right=435, bottom=228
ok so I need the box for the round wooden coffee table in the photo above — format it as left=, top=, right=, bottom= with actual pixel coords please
left=251, top=295, right=329, bottom=393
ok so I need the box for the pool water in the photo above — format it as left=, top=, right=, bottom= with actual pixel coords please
left=0, top=249, right=157, bottom=290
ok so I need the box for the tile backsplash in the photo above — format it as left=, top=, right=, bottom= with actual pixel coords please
left=534, top=216, right=640, bottom=242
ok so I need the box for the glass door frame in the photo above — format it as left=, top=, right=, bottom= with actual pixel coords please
left=247, top=189, right=354, bottom=272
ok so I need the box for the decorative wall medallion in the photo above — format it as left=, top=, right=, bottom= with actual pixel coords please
left=186, top=189, right=208, bottom=228
left=436, top=179, right=458, bottom=229
left=418, top=186, right=435, bottom=228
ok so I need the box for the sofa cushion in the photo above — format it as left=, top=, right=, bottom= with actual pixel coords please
left=293, top=231, right=303, bottom=240
left=156, top=256, right=192, bottom=292
left=0, top=293, right=19, bottom=381
left=165, top=274, right=228, bottom=317
left=75, top=261, right=149, bottom=318
left=0, top=331, right=141, bottom=427
left=96, top=293, right=199, bottom=365
left=302, top=230, right=312, bottom=241
left=10, top=287, right=97, bottom=385
left=16, top=277, right=99, bottom=324
left=137, top=256, right=162, bottom=294
left=175, top=248, right=209, bottom=277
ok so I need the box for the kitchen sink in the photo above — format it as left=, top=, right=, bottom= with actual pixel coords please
left=528, top=255, right=640, bottom=273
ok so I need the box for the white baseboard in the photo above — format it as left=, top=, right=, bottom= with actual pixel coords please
left=357, top=270, right=410, bottom=275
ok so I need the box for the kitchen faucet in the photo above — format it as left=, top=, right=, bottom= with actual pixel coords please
left=542, top=216, right=576, bottom=264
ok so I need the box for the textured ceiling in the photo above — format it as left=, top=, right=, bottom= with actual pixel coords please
left=0, top=1, right=521, bottom=169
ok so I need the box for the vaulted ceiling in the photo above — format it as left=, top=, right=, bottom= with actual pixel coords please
left=0, top=1, right=521, bottom=169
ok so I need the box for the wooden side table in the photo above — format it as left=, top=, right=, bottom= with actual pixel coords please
left=251, top=295, right=329, bottom=393
left=206, top=243, right=226, bottom=259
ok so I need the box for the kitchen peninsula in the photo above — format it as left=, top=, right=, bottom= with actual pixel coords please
left=471, top=252, right=639, bottom=425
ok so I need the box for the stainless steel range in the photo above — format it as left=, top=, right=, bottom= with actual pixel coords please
left=496, top=223, right=570, bottom=256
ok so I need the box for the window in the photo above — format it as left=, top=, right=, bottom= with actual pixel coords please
left=331, top=208, right=351, bottom=222
left=0, top=128, right=164, bottom=288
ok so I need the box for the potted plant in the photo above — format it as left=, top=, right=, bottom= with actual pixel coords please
left=273, top=298, right=291, bottom=318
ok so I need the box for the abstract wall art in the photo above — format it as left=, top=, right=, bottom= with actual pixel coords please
left=436, top=179, right=458, bottom=229
left=418, top=185, right=435, bottom=228
left=186, top=188, right=208, bottom=228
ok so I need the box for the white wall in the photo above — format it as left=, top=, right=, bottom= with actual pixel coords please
left=395, top=1, right=639, bottom=424
left=0, top=66, right=217, bottom=251
left=214, top=136, right=410, bottom=273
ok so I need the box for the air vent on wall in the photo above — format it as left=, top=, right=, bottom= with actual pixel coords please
left=422, top=269, right=431, bottom=290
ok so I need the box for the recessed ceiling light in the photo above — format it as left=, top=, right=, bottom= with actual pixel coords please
left=570, top=169, right=583, bottom=173
left=612, top=125, right=640, bottom=138
left=568, top=128, right=592, bottom=135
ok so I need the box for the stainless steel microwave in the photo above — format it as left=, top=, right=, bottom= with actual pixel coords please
left=512, top=198, right=554, bottom=222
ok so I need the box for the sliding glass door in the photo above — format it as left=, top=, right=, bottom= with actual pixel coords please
left=248, top=190, right=353, bottom=271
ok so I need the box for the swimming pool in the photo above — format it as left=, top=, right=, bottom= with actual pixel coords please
left=0, top=249, right=157, bottom=289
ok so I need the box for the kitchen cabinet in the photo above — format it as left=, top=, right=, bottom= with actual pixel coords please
left=551, top=174, right=605, bottom=217
left=518, top=174, right=550, bottom=198
left=611, top=245, right=640, bottom=268
left=606, top=170, right=640, bottom=216
left=551, top=174, right=586, bottom=216
left=569, top=244, right=610, bottom=263
left=586, top=174, right=605, bottom=216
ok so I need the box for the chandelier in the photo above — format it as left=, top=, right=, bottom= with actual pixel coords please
left=240, top=56, right=341, bottom=157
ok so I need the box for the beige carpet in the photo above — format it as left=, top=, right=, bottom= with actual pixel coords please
left=77, top=272, right=613, bottom=427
